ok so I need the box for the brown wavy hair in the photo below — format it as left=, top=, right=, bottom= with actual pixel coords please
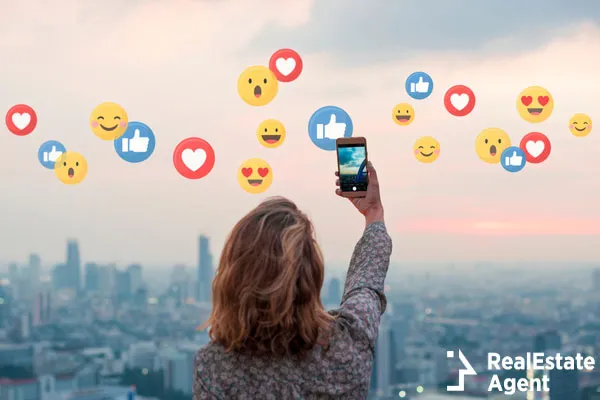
left=203, top=197, right=333, bottom=358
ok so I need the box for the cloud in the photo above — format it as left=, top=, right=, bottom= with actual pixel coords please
left=1, top=1, right=600, bottom=268
left=248, top=0, right=600, bottom=64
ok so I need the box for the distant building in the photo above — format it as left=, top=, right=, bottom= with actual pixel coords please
left=115, top=270, right=132, bottom=303
left=0, top=284, right=12, bottom=328
left=66, top=240, right=82, bottom=292
left=549, top=368, right=580, bottom=399
left=127, top=264, right=143, bottom=293
left=84, top=263, right=99, bottom=292
left=197, top=235, right=214, bottom=303
left=33, top=287, right=52, bottom=326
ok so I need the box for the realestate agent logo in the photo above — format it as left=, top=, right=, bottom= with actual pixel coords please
left=447, top=350, right=477, bottom=392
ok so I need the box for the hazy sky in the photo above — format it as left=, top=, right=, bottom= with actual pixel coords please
left=1, top=0, right=600, bottom=269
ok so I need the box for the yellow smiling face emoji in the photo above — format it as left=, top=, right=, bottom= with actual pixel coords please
left=237, top=66, right=279, bottom=107
left=516, top=86, right=554, bottom=123
left=237, top=158, right=273, bottom=194
left=257, top=119, right=286, bottom=148
left=90, top=102, right=128, bottom=140
left=569, top=113, right=592, bottom=137
left=475, top=128, right=511, bottom=164
left=54, top=152, right=88, bottom=185
left=413, top=136, right=440, bottom=163
left=392, top=103, right=414, bottom=126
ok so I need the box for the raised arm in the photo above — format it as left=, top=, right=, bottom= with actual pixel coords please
left=334, top=162, right=392, bottom=348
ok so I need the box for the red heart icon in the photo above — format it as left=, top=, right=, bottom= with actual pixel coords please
left=258, top=168, right=269, bottom=177
left=538, top=96, right=549, bottom=106
left=521, top=96, right=532, bottom=106
left=241, top=167, right=253, bottom=177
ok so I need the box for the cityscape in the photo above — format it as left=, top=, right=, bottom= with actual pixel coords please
left=1, top=235, right=599, bottom=399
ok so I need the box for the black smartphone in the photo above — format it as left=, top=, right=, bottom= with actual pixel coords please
left=336, top=137, right=368, bottom=198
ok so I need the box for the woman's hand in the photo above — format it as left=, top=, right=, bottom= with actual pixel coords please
left=335, top=161, right=384, bottom=225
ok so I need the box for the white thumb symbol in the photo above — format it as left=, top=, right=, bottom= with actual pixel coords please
left=133, top=129, right=141, bottom=138
left=328, top=114, right=337, bottom=124
left=418, top=77, right=424, bottom=84
left=51, top=146, right=57, bottom=152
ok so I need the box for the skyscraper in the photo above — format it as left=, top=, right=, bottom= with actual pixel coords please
left=197, top=235, right=213, bottom=303
left=549, top=368, right=580, bottom=399
left=85, top=262, right=99, bottom=292
left=127, top=264, right=143, bottom=293
left=66, top=240, right=81, bottom=292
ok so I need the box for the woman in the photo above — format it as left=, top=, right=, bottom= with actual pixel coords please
left=194, top=162, right=392, bottom=399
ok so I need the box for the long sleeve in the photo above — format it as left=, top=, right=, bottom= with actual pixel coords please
left=338, top=221, right=392, bottom=349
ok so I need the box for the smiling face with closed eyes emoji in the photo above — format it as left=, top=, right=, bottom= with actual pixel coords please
left=413, top=136, right=440, bottom=163
left=90, top=102, right=128, bottom=140
left=237, top=158, right=273, bottom=194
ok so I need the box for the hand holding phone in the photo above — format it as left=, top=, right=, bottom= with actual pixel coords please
left=336, top=137, right=368, bottom=198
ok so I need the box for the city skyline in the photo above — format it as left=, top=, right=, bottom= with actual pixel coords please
left=1, top=1, right=600, bottom=265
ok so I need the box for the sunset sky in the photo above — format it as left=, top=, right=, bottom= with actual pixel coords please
left=1, top=0, right=600, bottom=269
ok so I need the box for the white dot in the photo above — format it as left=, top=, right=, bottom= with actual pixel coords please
left=447, top=351, right=454, bottom=358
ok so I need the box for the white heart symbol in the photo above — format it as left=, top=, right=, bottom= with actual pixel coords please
left=450, top=94, right=470, bottom=111
left=181, top=148, right=207, bottom=172
left=526, top=140, right=544, bottom=158
left=275, top=58, right=296, bottom=76
left=12, top=113, right=31, bottom=130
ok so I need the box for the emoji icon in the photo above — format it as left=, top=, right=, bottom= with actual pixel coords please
left=114, top=122, right=156, bottom=163
left=237, top=158, right=273, bottom=194
left=413, top=136, right=440, bottom=163
left=392, top=103, right=414, bottom=126
left=173, top=137, right=216, bottom=179
left=519, top=132, right=551, bottom=164
left=516, top=86, right=554, bottom=123
left=54, top=152, right=88, bottom=185
left=38, top=140, right=66, bottom=169
left=257, top=119, right=286, bottom=148
left=6, top=104, right=37, bottom=136
left=237, top=66, right=279, bottom=106
left=90, top=102, right=129, bottom=140
left=308, top=106, right=353, bottom=151
left=501, top=146, right=527, bottom=173
left=569, top=113, right=592, bottom=137
left=405, top=72, right=433, bottom=100
left=475, top=128, right=511, bottom=164
left=269, top=49, right=303, bottom=83
left=444, top=85, right=476, bottom=117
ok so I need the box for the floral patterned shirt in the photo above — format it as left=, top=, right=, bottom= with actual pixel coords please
left=194, top=222, right=393, bottom=399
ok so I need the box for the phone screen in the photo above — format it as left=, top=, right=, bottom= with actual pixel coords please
left=337, top=143, right=368, bottom=192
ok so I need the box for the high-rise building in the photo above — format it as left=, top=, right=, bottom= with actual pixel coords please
left=115, top=270, right=132, bottom=303
left=84, top=262, right=99, bottom=292
left=197, top=235, right=214, bottom=303
left=33, top=286, right=52, bottom=326
left=549, top=368, right=580, bottom=399
left=66, top=240, right=81, bottom=292
left=127, top=264, right=143, bottom=293
left=28, top=254, right=41, bottom=286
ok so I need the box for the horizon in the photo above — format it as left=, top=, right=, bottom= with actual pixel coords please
left=1, top=1, right=600, bottom=266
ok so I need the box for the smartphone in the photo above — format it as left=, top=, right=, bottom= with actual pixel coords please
left=336, top=137, right=368, bottom=198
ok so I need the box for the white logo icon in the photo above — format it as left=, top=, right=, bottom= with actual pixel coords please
left=12, top=113, right=31, bottom=130
left=121, top=129, right=150, bottom=153
left=525, top=140, right=544, bottom=158
left=504, top=151, right=523, bottom=167
left=410, top=77, right=430, bottom=94
left=181, top=148, right=206, bottom=172
left=316, top=114, right=347, bottom=140
left=42, top=146, right=63, bottom=163
left=275, top=58, right=296, bottom=76
left=447, top=350, right=477, bottom=392
left=450, top=93, right=469, bottom=111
